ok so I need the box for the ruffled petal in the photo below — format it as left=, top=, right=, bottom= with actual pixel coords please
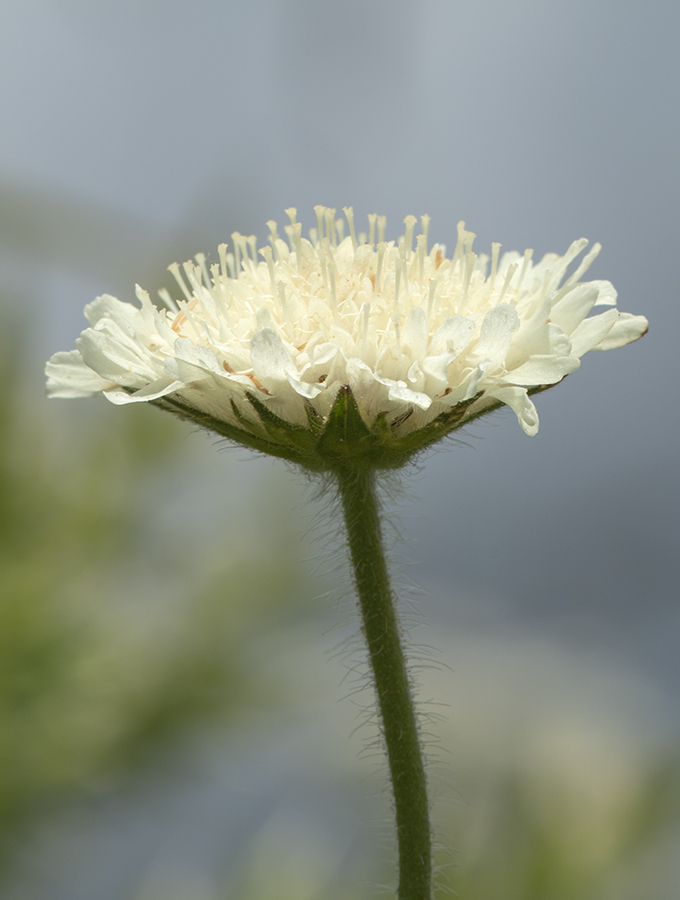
left=250, top=326, right=297, bottom=389
left=476, top=305, right=520, bottom=363
left=489, top=386, right=539, bottom=436
left=550, top=284, right=599, bottom=335
left=504, top=354, right=579, bottom=387
left=375, top=375, right=433, bottom=410
left=568, top=308, right=618, bottom=357
left=594, top=313, right=648, bottom=350
left=45, top=350, right=116, bottom=398
left=429, top=315, right=475, bottom=357
left=104, top=376, right=184, bottom=405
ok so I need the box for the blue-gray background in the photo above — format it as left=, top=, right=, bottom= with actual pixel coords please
left=1, top=2, right=678, bottom=897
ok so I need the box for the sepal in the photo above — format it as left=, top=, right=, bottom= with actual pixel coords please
left=154, top=385, right=496, bottom=471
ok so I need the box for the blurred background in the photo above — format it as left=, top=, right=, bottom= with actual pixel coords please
left=1, top=1, right=679, bottom=897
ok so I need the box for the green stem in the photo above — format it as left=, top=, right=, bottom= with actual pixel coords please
left=336, top=466, right=432, bottom=900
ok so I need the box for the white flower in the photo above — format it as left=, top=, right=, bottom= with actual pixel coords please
left=46, top=207, right=647, bottom=467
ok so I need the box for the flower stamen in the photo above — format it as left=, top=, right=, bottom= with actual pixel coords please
left=168, top=262, right=193, bottom=304
left=368, top=213, right=377, bottom=248
left=48, top=206, right=648, bottom=447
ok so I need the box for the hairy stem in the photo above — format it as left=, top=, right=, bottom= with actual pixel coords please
left=336, top=466, right=431, bottom=900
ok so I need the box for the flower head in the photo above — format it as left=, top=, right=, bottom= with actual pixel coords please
left=46, top=207, right=647, bottom=470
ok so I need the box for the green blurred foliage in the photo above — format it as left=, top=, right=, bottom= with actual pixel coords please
left=0, top=309, right=305, bottom=870
left=437, top=756, right=680, bottom=900
left=128, top=743, right=680, bottom=900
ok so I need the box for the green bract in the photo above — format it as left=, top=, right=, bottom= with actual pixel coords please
left=155, top=385, right=484, bottom=472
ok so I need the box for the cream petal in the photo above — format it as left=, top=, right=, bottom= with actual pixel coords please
left=550, top=284, right=599, bottom=334
left=406, top=360, right=426, bottom=393
left=376, top=376, right=432, bottom=410
left=430, top=315, right=475, bottom=356
left=164, top=357, right=214, bottom=384
left=345, top=357, right=374, bottom=386
left=476, top=305, right=520, bottom=362
left=568, top=309, right=618, bottom=357
left=174, top=337, right=224, bottom=374
left=505, top=299, right=551, bottom=368
left=256, top=306, right=277, bottom=329
left=545, top=323, right=573, bottom=356
left=594, top=313, right=648, bottom=350
left=287, top=374, right=325, bottom=399
left=489, top=386, right=539, bottom=436
left=310, top=343, right=341, bottom=367
left=250, top=326, right=297, bottom=387
left=84, top=294, right=140, bottom=331
left=403, top=307, right=428, bottom=360
left=45, top=350, right=116, bottom=397
left=104, top=376, right=184, bottom=405
left=590, top=280, right=618, bottom=306
left=504, top=354, right=580, bottom=386
left=76, top=329, right=155, bottom=387
left=421, top=352, right=451, bottom=392
left=440, top=364, right=487, bottom=406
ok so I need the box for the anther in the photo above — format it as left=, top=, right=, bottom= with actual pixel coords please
left=361, top=301, right=371, bottom=359
left=135, top=284, right=157, bottom=319
left=195, top=252, right=211, bottom=290
left=497, top=263, right=518, bottom=304
left=401, top=257, right=410, bottom=302
left=247, top=236, right=258, bottom=267
left=319, top=246, right=331, bottom=314
left=403, top=215, right=417, bottom=256
left=416, top=234, right=426, bottom=285
left=277, top=281, right=289, bottom=325
left=514, top=249, right=533, bottom=298
left=324, top=208, right=337, bottom=248
left=551, top=238, right=589, bottom=290
left=182, top=262, right=210, bottom=309
left=427, top=279, right=437, bottom=325
left=451, top=221, right=466, bottom=278
left=168, top=262, right=194, bottom=303
left=420, top=214, right=430, bottom=253
left=368, top=213, right=377, bottom=247
left=393, top=319, right=402, bottom=360
left=210, top=263, right=235, bottom=330
left=329, top=259, right=339, bottom=321
left=292, top=222, right=303, bottom=274
left=175, top=298, right=202, bottom=340
left=267, top=221, right=280, bottom=259
left=157, top=287, right=179, bottom=313
left=283, top=224, right=294, bottom=251
left=393, top=262, right=401, bottom=319
left=461, top=251, right=477, bottom=305
left=377, top=216, right=386, bottom=243
left=375, top=242, right=387, bottom=294
left=489, top=243, right=501, bottom=290
left=218, top=243, right=229, bottom=279
left=263, top=246, right=277, bottom=295
left=231, top=232, right=243, bottom=275
left=314, top=205, right=325, bottom=240
left=566, top=242, right=601, bottom=287
left=343, top=206, right=358, bottom=252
